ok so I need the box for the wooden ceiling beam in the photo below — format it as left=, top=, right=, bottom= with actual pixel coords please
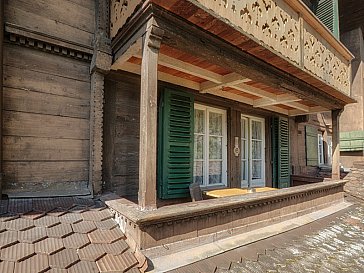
left=289, top=106, right=328, bottom=116
left=112, top=38, right=142, bottom=69
left=283, top=101, right=310, bottom=112
left=253, top=94, right=301, bottom=108
left=200, top=73, right=250, bottom=93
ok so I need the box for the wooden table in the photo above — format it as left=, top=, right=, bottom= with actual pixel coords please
left=204, top=187, right=277, bottom=198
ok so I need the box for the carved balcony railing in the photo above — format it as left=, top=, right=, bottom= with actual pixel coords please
left=110, top=0, right=353, bottom=97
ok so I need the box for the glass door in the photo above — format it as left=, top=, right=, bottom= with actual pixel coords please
left=241, top=116, right=265, bottom=188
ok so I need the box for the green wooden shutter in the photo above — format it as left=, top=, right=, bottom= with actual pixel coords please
left=157, top=89, right=194, bottom=199
left=312, top=0, right=339, bottom=38
left=305, top=126, right=319, bottom=166
left=272, top=117, right=290, bottom=189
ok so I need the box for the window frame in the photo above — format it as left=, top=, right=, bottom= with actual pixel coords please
left=194, top=104, right=228, bottom=188
left=318, top=133, right=325, bottom=166
left=241, top=114, right=266, bottom=188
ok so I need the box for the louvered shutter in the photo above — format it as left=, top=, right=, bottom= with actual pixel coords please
left=312, top=0, right=339, bottom=38
left=272, top=117, right=290, bottom=189
left=305, top=126, right=319, bottom=166
left=158, top=89, right=194, bottom=199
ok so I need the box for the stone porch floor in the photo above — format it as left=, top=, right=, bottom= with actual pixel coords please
left=0, top=197, right=144, bottom=273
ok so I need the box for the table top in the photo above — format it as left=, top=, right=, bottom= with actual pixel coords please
left=204, top=187, right=277, bottom=198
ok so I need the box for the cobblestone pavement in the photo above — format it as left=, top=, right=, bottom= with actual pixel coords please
left=216, top=201, right=364, bottom=273
left=0, top=197, right=143, bottom=273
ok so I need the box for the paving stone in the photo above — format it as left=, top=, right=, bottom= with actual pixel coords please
left=0, top=221, right=6, bottom=232
left=67, top=260, right=99, bottom=273
left=47, top=223, right=73, bottom=238
left=59, top=213, right=83, bottom=224
left=47, top=208, right=67, bottom=217
left=34, top=216, right=61, bottom=228
left=32, top=199, right=58, bottom=212
left=46, top=268, right=67, bottom=273
left=8, top=199, right=33, bottom=214
left=72, top=220, right=97, bottom=234
left=62, top=233, right=90, bottom=249
left=82, top=210, right=113, bottom=222
left=0, top=260, right=15, bottom=273
left=102, top=239, right=129, bottom=255
left=0, top=242, right=35, bottom=262
left=125, top=268, right=141, bottom=273
left=35, top=238, right=64, bottom=255
left=77, top=244, right=106, bottom=262
left=0, top=230, right=18, bottom=249
left=6, top=218, right=35, bottom=231
left=19, top=226, right=48, bottom=243
left=88, top=228, right=125, bottom=244
left=0, top=213, right=19, bottom=222
left=68, top=205, right=88, bottom=214
left=14, top=253, right=49, bottom=273
left=94, top=219, right=118, bottom=230
left=22, top=210, right=46, bottom=220
left=96, top=252, right=138, bottom=273
left=49, top=248, right=79, bottom=269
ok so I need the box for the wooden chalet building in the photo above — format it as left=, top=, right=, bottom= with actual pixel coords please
left=0, top=0, right=357, bottom=259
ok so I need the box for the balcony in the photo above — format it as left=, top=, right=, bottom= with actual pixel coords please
left=110, top=0, right=354, bottom=104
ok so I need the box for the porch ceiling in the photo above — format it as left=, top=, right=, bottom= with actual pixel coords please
left=111, top=44, right=327, bottom=116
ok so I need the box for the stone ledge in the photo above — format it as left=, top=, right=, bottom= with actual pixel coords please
left=102, top=180, right=346, bottom=225
left=101, top=180, right=347, bottom=251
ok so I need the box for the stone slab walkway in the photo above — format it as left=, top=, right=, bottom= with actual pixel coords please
left=0, top=197, right=143, bottom=273
left=170, top=198, right=364, bottom=273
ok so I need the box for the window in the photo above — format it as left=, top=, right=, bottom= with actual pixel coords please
left=194, top=105, right=227, bottom=187
left=318, top=133, right=324, bottom=165
left=241, top=115, right=265, bottom=188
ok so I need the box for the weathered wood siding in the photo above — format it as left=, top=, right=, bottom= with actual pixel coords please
left=2, top=0, right=95, bottom=196
left=104, top=74, right=140, bottom=197
left=3, top=44, right=91, bottom=196
left=5, top=0, right=95, bottom=48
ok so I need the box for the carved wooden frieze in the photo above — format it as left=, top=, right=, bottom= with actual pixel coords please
left=192, top=0, right=301, bottom=64
left=110, top=0, right=143, bottom=38
left=303, top=24, right=350, bottom=95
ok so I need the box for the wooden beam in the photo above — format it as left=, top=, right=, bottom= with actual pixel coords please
left=332, top=109, right=343, bottom=180
left=283, top=101, right=310, bottom=112
left=253, top=95, right=301, bottom=108
left=200, top=73, right=249, bottom=93
left=120, top=61, right=201, bottom=91
left=261, top=105, right=289, bottom=115
left=233, top=83, right=277, bottom=100
left=111, top=38, right=142, bottom=69
left=158, top=54, right=223, bottom=83
left=288, top=106, right=328, bottom=116
left=207, top=89, right=254, bottom=105
left=138, top=21, right=163, bottom=210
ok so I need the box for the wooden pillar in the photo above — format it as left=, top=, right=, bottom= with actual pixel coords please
left=0, top=0, right=4, bottom=199
left=332, top=109, right=343, bottom=180
left=89, top=0, right=112, bottom=195
left=138, top=21, right=163, bottom=210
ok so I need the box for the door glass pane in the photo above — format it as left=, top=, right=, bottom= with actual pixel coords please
left=252, top=120, right=262, bottom=140
left=209, top=161, right=222, bottom=184
left=194, top=135, right=204, bottom=159
left=241, top=139, right=247, bottom=160
left=252, top=140, right=262, bottom=159
left=209, top=136, right=222, bottom=159
left=193, top=161, right=204, bottom=185
left=209, top=112, right=222, bottom=135
left=194, top=109, right=204, bottom=134
left=242, top=160, right=247, bottom=181
left=252, top=160, right=262, bottom=180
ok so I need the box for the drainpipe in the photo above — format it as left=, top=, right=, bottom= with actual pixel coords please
left=0, top=0, right=4, bottom=199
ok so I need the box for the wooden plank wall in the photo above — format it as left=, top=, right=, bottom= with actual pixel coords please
left=3, top=44, right=91, bottom=196
left=2, top=0, right=95, bottom=196
left=104, top=75, right=141, bottom=197
left=5, top=0, right=95, bottom=48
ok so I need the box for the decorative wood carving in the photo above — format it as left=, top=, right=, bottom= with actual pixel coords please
left=303, top=25, right=350, bottom=95
left=110, top=0, right=143, bottom=38
left=192, top=0, right=301, bottom=64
